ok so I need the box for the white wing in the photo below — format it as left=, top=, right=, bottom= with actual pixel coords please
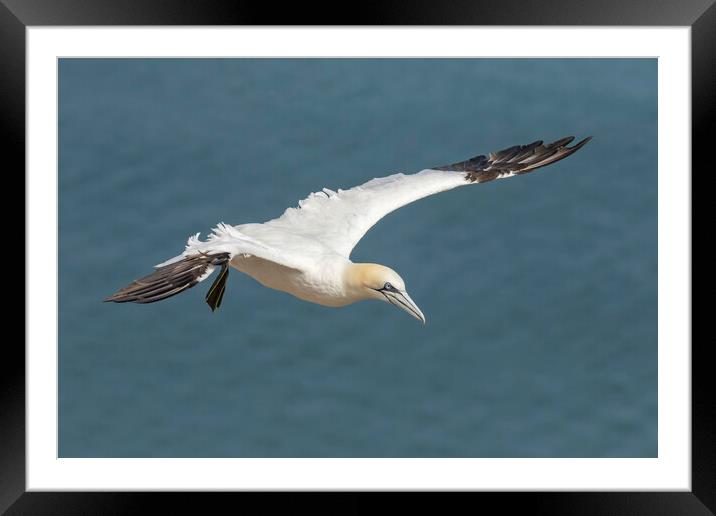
left=265, top=170, right=466, bottom=257
left=265, top=136, right=591, bottom=257
left=105, top=222, right=308, bottom=306
left=157, top=222, right=309, bottom=271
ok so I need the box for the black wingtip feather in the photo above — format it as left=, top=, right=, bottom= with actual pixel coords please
left=435, top=135, right=592, bottom=184
left=572, top=136, right=593, bottom=150
left=548, top=135, right=576, bottom=148
left=105, top=252, right=231, bottom=306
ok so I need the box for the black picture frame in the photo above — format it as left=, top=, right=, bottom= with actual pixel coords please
left=5, top=0, right=707, bottom=513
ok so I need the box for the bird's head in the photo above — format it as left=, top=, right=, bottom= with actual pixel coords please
left=347, top=263, right=426, bottom=324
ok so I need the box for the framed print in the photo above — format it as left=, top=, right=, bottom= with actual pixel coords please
left=6, top=0, right=708, bottom=513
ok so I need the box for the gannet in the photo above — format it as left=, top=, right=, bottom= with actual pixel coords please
left=105, top=135, right=591, bottom=323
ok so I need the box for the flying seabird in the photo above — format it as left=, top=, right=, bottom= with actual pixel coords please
left=105, top=135, right=591, bottom=323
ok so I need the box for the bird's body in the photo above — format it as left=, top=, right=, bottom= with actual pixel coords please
left=229, top=240, right=349, bottom=307
left=106, top=136, right=592, bottom=323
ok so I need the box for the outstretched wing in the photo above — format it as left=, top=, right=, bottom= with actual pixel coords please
left=104, top=223, right=305, bottom=310
left=265, top=136, right=591, bottom=257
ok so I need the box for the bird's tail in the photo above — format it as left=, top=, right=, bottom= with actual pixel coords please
left=104, top=251, right=231, bottom=311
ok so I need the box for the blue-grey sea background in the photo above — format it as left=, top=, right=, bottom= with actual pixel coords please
left=59, top=59, right=657, bottom=458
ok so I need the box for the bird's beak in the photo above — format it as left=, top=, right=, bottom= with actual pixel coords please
left=383, top=289, right=426, bottom=325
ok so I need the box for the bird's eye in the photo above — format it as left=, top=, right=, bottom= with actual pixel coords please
left=384, top=282, right=393, bottom=290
